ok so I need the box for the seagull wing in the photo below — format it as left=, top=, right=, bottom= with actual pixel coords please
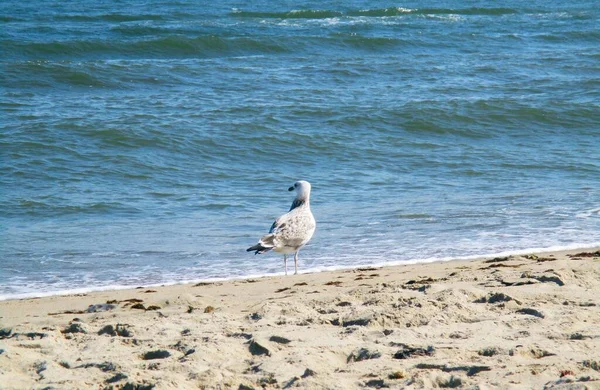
left=269, top=215, right=287, bottom=234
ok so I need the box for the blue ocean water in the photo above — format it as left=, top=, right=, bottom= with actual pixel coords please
left=1, top=0, right=599, bottom=300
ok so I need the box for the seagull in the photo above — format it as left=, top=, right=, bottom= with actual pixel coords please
left=247, top=180, right=316, bottom=275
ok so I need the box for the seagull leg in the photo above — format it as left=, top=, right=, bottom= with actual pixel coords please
left=284, top=255, right=288, bottom=276
left=294, top=251, right=299, bottom=275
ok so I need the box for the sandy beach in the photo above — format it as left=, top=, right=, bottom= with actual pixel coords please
left=1, top=248, right=599, bottom=389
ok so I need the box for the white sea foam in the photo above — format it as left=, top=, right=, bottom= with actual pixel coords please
left=576, top=207, right=600, bottom=219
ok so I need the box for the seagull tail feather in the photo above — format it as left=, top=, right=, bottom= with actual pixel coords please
left=247, top=234, right=275, bottom=255
left=246, top=243, right=272, bottom=255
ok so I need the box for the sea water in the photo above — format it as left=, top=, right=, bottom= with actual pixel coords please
left=1, top=0, right=599, bottom=299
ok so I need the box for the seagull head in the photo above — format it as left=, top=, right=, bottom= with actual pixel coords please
left=288, top=180, right=312, bottom=199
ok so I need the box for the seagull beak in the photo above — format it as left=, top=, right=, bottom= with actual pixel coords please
left=288, top=186, right=294, bottom=191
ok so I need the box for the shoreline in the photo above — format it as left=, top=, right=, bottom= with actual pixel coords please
left=1, top=247, right=599, bottom=389
left=3, top=243, right=600, bottom=302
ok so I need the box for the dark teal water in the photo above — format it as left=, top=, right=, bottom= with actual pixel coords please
left=1, top=0, right=599, bottom=299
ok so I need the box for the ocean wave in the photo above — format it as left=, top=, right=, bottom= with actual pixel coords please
left=52, top=13, right=165, bottom=22
left=232, top=7, right=521, bottom=19
left=0, top=15, right=25, bottom=22
left=3, top=35, right=288, bottom=59
left=4, top=199, right=141, bottom=218
left=411, top=7, right=519, bottom=16
left=232, top=9, right=343, bottom=19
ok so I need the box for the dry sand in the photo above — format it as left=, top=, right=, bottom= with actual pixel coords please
left=1, top=248, right=599, bottom=389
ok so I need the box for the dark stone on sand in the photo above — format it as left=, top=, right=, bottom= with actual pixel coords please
left=228, top=332, right=253, bottom=340
left=579, top=302, right=596, bottom=307
left=336, top=301, right=352, bottom=307
left=130, top=303, right=146, bottom=310
left=98, top=325, right=117, bottom=336
left=464, top=365, right=493, bottom=376
left=238, top=385, right=256, bottom=390
left=142, top=350, right=171, bottom=360
left=522, top=348, right=555, bottom=359
left=116, top=324, right=133, bottom=337
left=478, top=347, right=502, bottom=357
left=474, top=292, right=521, bottom=305
left=569, top=333, right=589, bottom=340
left=87, top=304, right=117, bottom=313
left=342, top=316, right=372, bottom=327
left=269, top=335, right=291, bottom=344
left=249, top=312, right=262, bottom=321
left=0, top=328, right=12, bottom=339
left=121, top=383, right=156, bottom=390
left=568, top=251, right=600, bottom=258
left=106, top=373, right=128, bottom=383
left=535, top=275, right=564, bottom=286
left=62, top=323, right=86, bottom=334
left=301, top=368, right=316, bottom=378
left=414, top=363, right=491, bottom=377
left=405, top=277, right=436, bottom=285
left=392, top=343, right=435, bottom=359
left=365, top=379, right=388, bottom=388
left=499, top=278, right=538, bottom=287
left=34, top=361, right=47, bottom=375
left=122, top=298, right=144, bottom=303
left=483, top=263, right=523, bottom=269
left=20, top=332, right=47, bottom=340
left=259, top=374, right=277, bottom=386
left=521, top=272, right=565, bottom=286
left=516, top=308, right=545, bottom=318
left=146, top=305, right=161, bottom=311
left=172, top=340, right=195, bottom=357
left=99, top=324, right=133, bottom=337
left=96, top=362, right=117, bottom=372
left=76, top=361, right=116, bottom=372
left=248, top=339, right=271, bottom=356
left=582, top=360, right=600, bottom=371
left=48, top=309, right=86, bottom=316
left=317, top=308, right=338, bottom=314
left=402, top=280, right=432, bottom=292
left=347, top=348, right=382, bottom=363
left=544, top=376, right=596, bottom=389
left=0, top=349, right=4, bottom=355
left=484, top=257, right=510, bottom=263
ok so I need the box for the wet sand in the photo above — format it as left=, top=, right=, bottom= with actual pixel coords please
left=1, top=248, right=599, bottom=389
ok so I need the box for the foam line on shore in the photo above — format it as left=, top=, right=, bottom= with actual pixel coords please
left=1, top=242, right=598, bottom=301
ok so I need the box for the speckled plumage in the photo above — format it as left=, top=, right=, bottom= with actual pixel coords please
left=247, top=180, right=316, bottom=275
